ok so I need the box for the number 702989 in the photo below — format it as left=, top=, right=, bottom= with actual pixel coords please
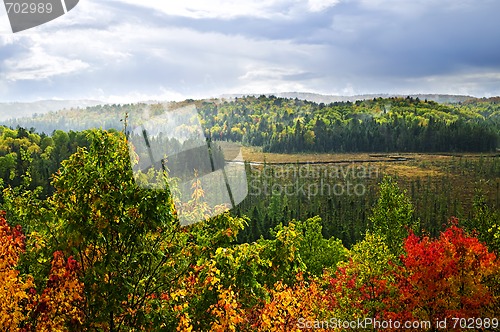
left=5, top=2, right=53, bottom=14
left=451, top=317, right=498, bottom=329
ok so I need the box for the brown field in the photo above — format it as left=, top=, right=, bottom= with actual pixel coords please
left=219, top=143, right=499, bottom=209
left=222, top=142, right=496, bottom=164
left=234, top=144, right=498, bottom=178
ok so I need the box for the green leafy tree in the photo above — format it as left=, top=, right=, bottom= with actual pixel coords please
left=295, top=216, right=347, bottom=276
left=369, top=176, right=418, bottom=255
left=462, top=189, right=500, bottom=253
left=47, top=130, right=188, bottom=331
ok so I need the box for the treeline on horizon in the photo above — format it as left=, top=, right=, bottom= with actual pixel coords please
left=1, top=95, right=499, bottom=153
left=198, top=95, right=499, bottom=153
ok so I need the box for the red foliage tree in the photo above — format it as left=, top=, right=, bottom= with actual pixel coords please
left=389, top=218, right=500, bottom=321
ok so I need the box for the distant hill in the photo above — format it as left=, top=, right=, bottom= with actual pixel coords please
left=220, top=92, right=475, bottom=104
left=0, top=94, right=480, bottom=123
left=0, top=100, right=103, bottom=121
left=0, top=94, right=497, bottom=135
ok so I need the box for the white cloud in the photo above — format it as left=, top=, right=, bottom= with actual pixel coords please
left=113, top=0, right=341, bottom=19
left=234, top=65, right=327, bottom=94
left=0, top=0, right=499, bottom=101
left=307, top=0, right=341, bottom=12
left=0, top=33, right=17, bottom=45
left=239, top=67, right=307, bottom=80
left=3, top=46, right=89, bottom=81
left=418, top=72, right=500, bottom=97
left=100, top=88, right=188, bottom=104
left=354, top=0, right=479, bottom=15
left=0, top=2, right=12, bottom=33
left=0, top=9, right=328, bottom=97
left=228, top=79, right=308, bottom=95
left=113, top=0, right=290, bottom=19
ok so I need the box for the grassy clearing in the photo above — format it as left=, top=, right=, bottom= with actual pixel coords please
left=237, top=146, right=499, bottom=209
left=236, top=145, right=497, bottom=176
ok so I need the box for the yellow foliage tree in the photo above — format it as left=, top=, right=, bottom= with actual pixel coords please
left=251, top=273, right=329, bottom=332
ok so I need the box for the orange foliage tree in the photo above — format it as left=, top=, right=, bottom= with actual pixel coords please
left=249, top=273, right=329, bottom=332
left=32, top=251, right=85, bottom=331
left=0, top=211, right=85, bottom=331
left=0, top=211, right=34, bottom=331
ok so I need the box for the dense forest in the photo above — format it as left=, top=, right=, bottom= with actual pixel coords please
left=200, top=96, right=499, bottom=153
left=1, top=96, right=498, bottom=244
left=0, top=96, right=499, bottom=330
left=1, top=123, right=498, bottom=247
left=0, top=126, right=91, bottom=197
left=0, top=130, right=498, bottom=331
left=3, top=95, right=499, bottom=153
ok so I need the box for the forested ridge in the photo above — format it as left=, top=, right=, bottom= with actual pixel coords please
left=200, top=95, right=499, bottom=153
left=2, top=95, right=499, bottom=153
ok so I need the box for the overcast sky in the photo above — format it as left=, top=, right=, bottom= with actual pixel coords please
left=0, top=0, right=499, bottom=103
